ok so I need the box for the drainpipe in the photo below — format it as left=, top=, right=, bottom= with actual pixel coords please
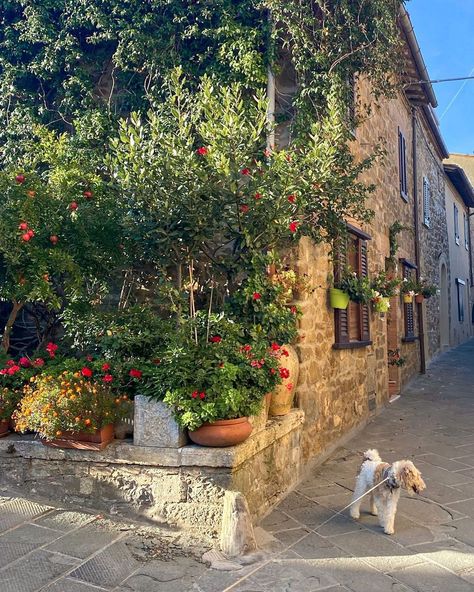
left=412, top=107, right=426, bottom=374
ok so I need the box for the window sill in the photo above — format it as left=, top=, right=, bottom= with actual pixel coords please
left=402, top=336, right=418, bottom=343
left=333, top=340, right=372, bottom=350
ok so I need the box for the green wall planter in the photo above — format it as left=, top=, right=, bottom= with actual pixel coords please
left=329, top=288, right=350, bottom=310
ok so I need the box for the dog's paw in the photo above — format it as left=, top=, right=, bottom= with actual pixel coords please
left=370, top=509, right=378, bottom=516
left=384, top=527, right=394, bottom=535
left=350, top=511, right=360, bottom=520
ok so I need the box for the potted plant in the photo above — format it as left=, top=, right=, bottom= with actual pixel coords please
left=13, top=369, right=131, bottom=450
left=154, top=318, right=282, bottom=447
left=370, top=271, right=401, bottom=313
left=400, top=277, right=417, bottom=303
left=388, top=348, right=406, bottom=367
left=332, top=268, right=372, bottom=307
left=416, top=278, right=437, bottom=301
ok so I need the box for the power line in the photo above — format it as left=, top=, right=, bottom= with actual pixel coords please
left=414, top=76, right=474, bottom=85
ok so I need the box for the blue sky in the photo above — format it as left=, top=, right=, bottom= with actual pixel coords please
left=408, top=0, right=474, bottom=155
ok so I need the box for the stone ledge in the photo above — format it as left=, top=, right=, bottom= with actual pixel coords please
left=0, top=410, right=305, bottom=470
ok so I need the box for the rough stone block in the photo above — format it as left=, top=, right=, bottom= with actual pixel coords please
left=133, top=396, right=187, bottom=448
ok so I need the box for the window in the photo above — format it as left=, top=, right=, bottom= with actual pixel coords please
left=457, top=278, right=466, bottom=322
left=398, top=129, right=408, bottom=200
left=334, top=228, right=371, bottom=349
left=403, top=263, right=415, bottom=340
left=422, top=177, right=430, bottom=227
left=454, top=204, right=460, bottom=245
left=464, top=213, right=469, bottom=251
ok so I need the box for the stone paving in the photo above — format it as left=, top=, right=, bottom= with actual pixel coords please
left=1, top=340, right=474, bottom=591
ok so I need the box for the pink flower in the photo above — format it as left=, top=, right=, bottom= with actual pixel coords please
left=7, top=365, right=20, bottom=375
left=252, top=292, right=261, bottom=301
left=129, top=369, right=142, bottom=379
left=46, top=342, right=58, bottom=358
left=279, top=367, right=290, bottom=379
left=289, top=221, right=300, bottom=233
left=0, top=369, right=7, bottom=375
left=103, top=374, right=113, bottom=383
left=251, top=360, right=263, bottom=369
left=102, top=363, right=111, bottom=371
left=196, top=146, right=208, bottom=156
left=33, top=358, right=45, bottom=367
left=286, top=383, right=293, bottom=391
left=241, top=168, right=250, bottom=176
left=19, top=357, right=31, bottom=368
left=81, top=367, right=93, bottom=378
left=6, top=360, right=15, bottom=367
left=209, top=336, right=222, bottom=343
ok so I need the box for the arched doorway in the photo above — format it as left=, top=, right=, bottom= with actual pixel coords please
left=440, top=262, right=449, bottom=349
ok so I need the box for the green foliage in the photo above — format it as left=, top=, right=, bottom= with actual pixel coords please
left=370, top=270, right=401, bottom=298
left=335, top=268, right=373, bottom=304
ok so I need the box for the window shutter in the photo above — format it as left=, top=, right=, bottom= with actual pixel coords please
left=399, top=130, right=408, bottom=199
left=360, top=241, right=370, bottom=341
left=335, top=247, right=349, bottom=344
left=423, top=177, right=430, bottom=227
left=454, top=204, right=460, bottom=244
left=403, top=265, right=415, bottom=338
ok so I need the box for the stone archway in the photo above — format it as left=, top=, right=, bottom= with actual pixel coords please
left=440, top=262, right=449, bottom=349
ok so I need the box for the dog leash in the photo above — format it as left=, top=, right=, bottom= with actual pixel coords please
left=312, top=476, right=390, bottom=532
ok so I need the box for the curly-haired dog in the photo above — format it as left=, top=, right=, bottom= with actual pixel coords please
left=349, top=449, right=426, bottom=535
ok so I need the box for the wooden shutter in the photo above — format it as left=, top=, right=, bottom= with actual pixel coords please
left=454, top=204, right=460, bottom=244
left=360, top=241, right=370, bottom=341
left=335, top=246, right=349, bottom=344
left=423, top=177, right=430, bottom=227
left=398, top=129, right=407, bottom=199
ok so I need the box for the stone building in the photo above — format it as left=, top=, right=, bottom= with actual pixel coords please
left=443, top=164, right=474, bottom=344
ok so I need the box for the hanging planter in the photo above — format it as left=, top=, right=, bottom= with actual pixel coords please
left=403, top=293, right=414, bottom=304
left=189, top=417, right=252, bottom=447
left=415, top=293, right=424, bottom=304
left=372, top=297, right=390, bottom=313
left=329, top=288, right=350, bottom=310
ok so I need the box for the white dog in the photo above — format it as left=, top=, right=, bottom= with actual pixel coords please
left=349, top=449, right=426, bottom=534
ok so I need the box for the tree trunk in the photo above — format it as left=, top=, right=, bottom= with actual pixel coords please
left=2, top=301, right=24, bottom=354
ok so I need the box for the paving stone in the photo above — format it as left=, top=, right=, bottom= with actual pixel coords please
left=69, top=540, right=139, bottom=589
left=289, top=531, right=352, bottom=559
left=445, top=498, right=474, bottom=517
left=46, top=521, right=123, bottom=559
left=259, top=509, right=300, bottom=532
left=444, top=516, right=474, bottom=546
left=0, top=549, right=78, bottom=592
left=396, top=496, right=461, bottom=524
left=412, top=539, right=474, bottom=576
left=417, top=453, right=472, bottom=472
left=388, top=561, right=474, bottom=592
left=414, top=462, right=474, bottom=487
left=0, top=498, right=52, bottom=533
left=34, top=509, right=96, bottom=532
left=0, top=524, right=61, bottom=568
left=43, top=578, right=109, bottom=591
left=313, top=513, right=365, bottom=537
left=118, top=557, right=206, bottom=592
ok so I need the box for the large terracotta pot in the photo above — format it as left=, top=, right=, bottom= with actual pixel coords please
left=189, top=417, right=252, bottom=447
left=42, top=424, right=115, bottom=451
left=415, top=294, right=424, bottom=304
left=0, top=419, right=10, bottom=438
left=269, top=344, right=300, bottom=417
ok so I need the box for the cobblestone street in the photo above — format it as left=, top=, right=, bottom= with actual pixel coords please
left=1, top=340, right=474, bottom=591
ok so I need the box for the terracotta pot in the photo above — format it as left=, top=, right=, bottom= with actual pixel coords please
left=0, top=419, right=10, bottom=439
left=189, top=417, right=252, bottom=447
left=415, top=294, right=424, bottom=304
left=42, top=424, right=115, bottom=451
left=269, top=344, right=300, bottom=417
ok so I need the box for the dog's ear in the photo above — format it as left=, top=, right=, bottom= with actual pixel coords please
left=399, top=463, right=426, bottom=494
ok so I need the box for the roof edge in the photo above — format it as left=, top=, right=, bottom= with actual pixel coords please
left=444, top=163, right=474, bottom=208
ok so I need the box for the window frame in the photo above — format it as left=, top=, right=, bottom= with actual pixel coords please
left=422, top=176, right=431, bottom=227
left=454, top=203, right=460, bottom=245
left=398, top=128, right=408, bottom=201
left=457, top=278, right=466, bottom=323
left=333, top=229, right=372, bottom=350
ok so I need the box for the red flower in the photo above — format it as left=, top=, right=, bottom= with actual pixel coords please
left=103, top=374, right=113, bottom=383
left=46, top=342, right=58, bottom=358
left=129, top=368, right=142, bottom=379
left=270, top=368, right=276, bottom=375
left=279, top=367, right=290, bottom=379
left=286, top=383, right=293, bottom=391
left=6, top=360, right=15, bottom=367
left=254, top=192, right=262, bottom=200
left=191, top=390, right=198, bottom=399
left=241, top=168, right=250, bottom=176
left=7, top=365, right=20, bottom=375
left=209, top=336, right=222, bottom=343
left=251, top=360, right=263, bottom=368
left=50, top=235, right=59, bottom=245
left=102, top=363, right=111, bottom=371
left=19, top=357, right=31, bottom=368
left=16, top=174, right=26, bottom=184
left=290, top=306, right=298, bottom=315
left=33, top=358, right=45, bottom=367
left=199, top=392, right=206, bottom=400
left=281, top=348, right=289, bottom=357
left=19, top=222, right=28, bottom=231
left=86, top=355, right=93, bottom=362
left=252, top=292, right=261, bottom=301
left=27, top=229, right=35, bottom=238
left=81, top=367, right=93, bottom=378
left=289, top=221, right=300, bottom=233
left=196, top=146, right=208, bottom=156
left=0, top=369, right=6, bottom=375
left=271, top=342, right=280, bottom=351
left=287, top=194, right=296, bottom=203
left=83, top=190, right=93, bottom=199
left=242, top=344, right=252, bottom=353
left=69, top=201, right=78, bottom=211
left=21, top=233, right=31, bottom=242
left=153, top=358, right=161, bottom=365
left=285, top=154, right=292, bottom=162
left=240, top=204, right=249, bottom=214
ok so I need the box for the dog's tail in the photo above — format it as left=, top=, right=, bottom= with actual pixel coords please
left=363, top=449, right=381, bottom=462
